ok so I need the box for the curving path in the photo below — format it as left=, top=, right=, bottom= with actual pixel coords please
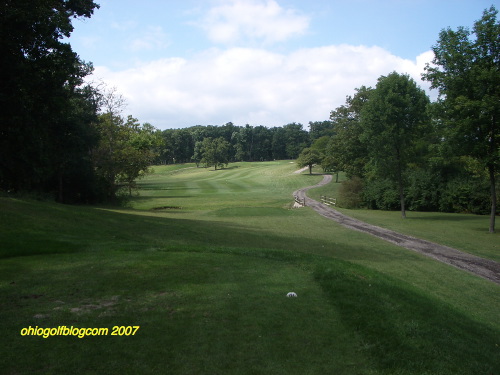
left=293, top=174, right=500, bottom=284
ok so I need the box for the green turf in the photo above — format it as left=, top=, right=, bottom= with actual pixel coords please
left=306, top=169, right=500, bottom=262
left=1, top=161, right=499, bottom=374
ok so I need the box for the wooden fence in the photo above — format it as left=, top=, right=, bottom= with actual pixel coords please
left=320, top=195, right=336, bottom=207
left=294, top=196, right=306, bottom=207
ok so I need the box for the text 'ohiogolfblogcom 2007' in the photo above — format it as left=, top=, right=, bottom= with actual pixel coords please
left=20, top=326, right=140, bottom=338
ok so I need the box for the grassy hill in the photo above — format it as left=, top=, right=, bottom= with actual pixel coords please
left=1, top=161, right=499, bottom=374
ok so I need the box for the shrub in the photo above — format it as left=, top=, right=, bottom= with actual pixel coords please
left=362, top=178, right=400, bottom=210
left=338, top=177, right=364, bottom=208
left=406, top=168, right=441, bottom=212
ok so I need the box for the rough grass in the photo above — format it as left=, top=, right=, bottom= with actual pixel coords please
left=1, top=161, right=499, bottom=374
left=306, top=170, right=500, bottom=262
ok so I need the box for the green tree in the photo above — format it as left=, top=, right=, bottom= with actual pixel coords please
left=328, top=86, right=372, bottom=178
left=200, top=137, right=231, bottom=170
left=92, top=112, right=160, bottom=199
left=361, top=72, right=430, bottom=218
left=422, top=6, right=500, bottom=232
left=0, top=0, right=99, bottom=197
left=192, top=141, right=204, bottom=167
left=283, top=123, right=310, bottom=159
left=321, top=155, right=340, bottom=182
left=232, top=125, right=254, bottom=161
left=309, top=120, right=335, bottom=140
left=118, top=119, right=162, bottom=195
left=297, top=148, right=322, bottom=175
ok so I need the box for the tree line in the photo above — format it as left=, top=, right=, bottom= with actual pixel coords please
left=0, top=1, right=163, bottom=203
left=298, top=6, right=499, bottom=232
left=1, top=2, right=497, bottom=231
left=157, top=122, right=311, bottom=166
left=0, top=0, right=314, bottom=201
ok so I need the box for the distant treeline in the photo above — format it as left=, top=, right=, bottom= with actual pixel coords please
left=1, top=1, right=498, bottom=233
left=155, top=122, right=319, bottom=164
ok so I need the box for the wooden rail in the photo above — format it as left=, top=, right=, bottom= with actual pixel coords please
left=320, top=195, right=336, bottom=207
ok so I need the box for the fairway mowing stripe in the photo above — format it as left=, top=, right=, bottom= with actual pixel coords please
left=197, top=181, right=218, bottom=194
left=222, top=181, right=248, bottom=193
left=238, top=178, right=264, bottom=188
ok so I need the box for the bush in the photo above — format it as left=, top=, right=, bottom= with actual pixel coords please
left=338, top=177, right=364, bottom=208
left=439, top=177, right=492, bottom=214
left=406, top=168, right=441, bottom=212
left=362, top=178, right=400, bottom=210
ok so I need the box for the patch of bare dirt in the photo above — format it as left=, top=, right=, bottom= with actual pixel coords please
left=293, top=175, right=500, bottom=284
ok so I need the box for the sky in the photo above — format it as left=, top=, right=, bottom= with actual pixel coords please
left=68, top=0, right=499, bottom=130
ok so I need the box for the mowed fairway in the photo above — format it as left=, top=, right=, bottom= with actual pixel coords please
left=1, top=161, right=499, bottom=374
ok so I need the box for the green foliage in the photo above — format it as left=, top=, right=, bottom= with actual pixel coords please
left=308, top=120, right=334, bottom=140
left=360, top=72, right=430, bottom=218
left=296, top=147, right=322, bottom=174
left=327, top=86, right=372, bottom=178
left=405, top=167, right=441, bottom=212
left=337, top=176, right=364, bottom=208
left=320, top=155, right=339, bottom=174
left=438, top=177, right=493, bottom=215
left=362, top=178, right=400, bottom=210
left=422, top=5, right=500, bottom=231
left=283, top=123, right=311, bottom=159
left=199, top=137, right=231, bottom=170
left=0, top=0, right=99, bottom=200
left=157, top=122, right=310, bottom=165
left=92, top=114, right=161, bottom=198
left=191, top=141, right=204, bottom=167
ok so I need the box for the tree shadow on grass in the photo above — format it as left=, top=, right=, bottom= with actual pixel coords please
left=406, top=214, right=487, bottom=222
left=315, top=260, right=500, bottom=375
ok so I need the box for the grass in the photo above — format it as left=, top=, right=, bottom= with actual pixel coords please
left=1, top=161, right=499, bottom=374
left=307, top=169, right=500, bottom=262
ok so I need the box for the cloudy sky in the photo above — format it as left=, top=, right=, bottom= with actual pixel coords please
left=68, top=0, right=498, bottom=129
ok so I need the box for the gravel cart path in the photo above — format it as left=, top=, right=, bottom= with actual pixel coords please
left=293, top=174, right=500, bottom=284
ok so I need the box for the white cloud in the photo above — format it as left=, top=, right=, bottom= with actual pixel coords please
left=92, top=45, right=435, bottom=129
left=111, top=20, right=137, bottom=32
left=198, top=0, right=310, bottom=45
left=128, top=26, right=170, bottom=52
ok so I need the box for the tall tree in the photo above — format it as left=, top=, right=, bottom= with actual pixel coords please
left=297, top=148, right=322, bottom=175
left=327, top=86, right=372, bottom=178
left=422, top=6, right=500, bottom=232
left=200, top=137, right=231, bottom=170
left=118, top=119, right=163, bottom=195
left=361, top=72, right=430, bottom=218
left=0, top=0, right=99, bottom=196
left=282, top=123, right=310, bottom=159
left=309, top=120, right=335, bottom=140
left=92, top=113, right=161, bottom=199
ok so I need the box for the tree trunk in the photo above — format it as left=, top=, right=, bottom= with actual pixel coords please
left=397, top=162, right=406, bottom=219
left=309, top=164, right=312, bottom=174
left=58, top=170, right=63, bottom=203
left=488, top=114, right=497, bottom=233
left=399, top=184, right=406, bottom=219
left=489, top=164, right=496, bottom=233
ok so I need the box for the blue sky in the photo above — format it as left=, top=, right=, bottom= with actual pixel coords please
left=68, top=0, right=499, bottom=129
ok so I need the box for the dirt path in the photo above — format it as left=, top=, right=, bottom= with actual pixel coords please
left=293, top=175, right=500, bottom=285
left=293, top=166, right=310, bottom=174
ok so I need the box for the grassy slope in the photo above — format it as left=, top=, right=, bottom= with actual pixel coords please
left=307, top=169, right=500, bottom=262
left=1, top=161, right=499, bottom=374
